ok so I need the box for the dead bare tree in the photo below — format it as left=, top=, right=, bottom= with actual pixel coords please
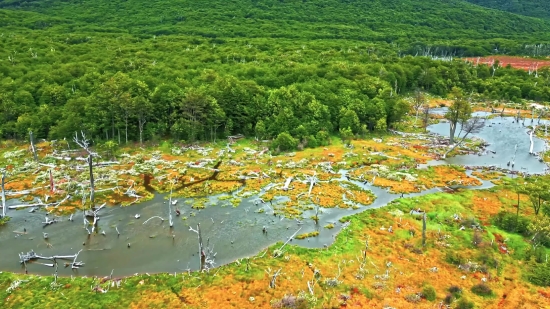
left=74, top=131, right=102, bottom=233
left=422, top=213, right=427, bottom=247
left=84, top=203, right=105, bottom=234
left=537, top=108, right=547, bottom=125
left=189, top=223, right=216, bottom=271
left=442, top=117, right=485, bottom=158
left=1, top=170, right=6, bottom=218
left=191, top=223, right=205, bottom=271
left=265, top=267, right=283, bottom=288
left=324, top=261, right=342, bottom=287
left=421, top=104, right=430, bottom=132
left=29, top=131, right=38, bottom=162
left=313, top=204, right=320, bottom=225
left=412, top=90, right=426, bottom=125
left=168, top=180, right=174, bottom=227
left=306, top=172, right=317, bottom=197
left=529, top=126, right=537, bottom=154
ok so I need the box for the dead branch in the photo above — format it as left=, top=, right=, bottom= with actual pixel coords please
left=273, top=227, right=302, bottom=257
left=9, top=194, right=71, bottom=209
left=443, top=117, right=485, bottom=158
left=142, top=216, right=165, bottom=225
left=19, top=249, right=84, bottom=269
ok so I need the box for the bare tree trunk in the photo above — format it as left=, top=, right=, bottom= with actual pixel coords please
left=168, top=182, right=174, bottom=227
left=49, top=169, right=55, bottom=194
left=125, top=119, right=128, bottom=144
left=449, top=122, right=457, bottom=144
left=111, top=115, right=115, bottom=141
left=444, top=117, right=485, bottom=158
left=118, top=128, right=121, bottom=144
left=421, top=105, right=430, bottom=132
left=515, top=191, right=521, bottom=232
left=138, top=119, right=145, bottom=145
left=313, top=205, right=319, bottom=225
left=443, top=132, right=468, bottom=158
left=422, top=213, right=427, bottom=247
left=529, top=126, right=536, bottom=154
left=88, top=155, right=95, bottom=206
left=29, top=131, right=38, bottom=162
left=1, top=171, right=6, bottom=218
left=197, top=223, right=205, bottom=271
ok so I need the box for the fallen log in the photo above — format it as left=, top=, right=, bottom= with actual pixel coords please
left=282, top=177, right=293, bottom=191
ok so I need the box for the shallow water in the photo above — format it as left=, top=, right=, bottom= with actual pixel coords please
left=0, top=114, right=543, bottom=276
left=428, top=112, right=548, bottom=174
left=0, top=173, right=494, bottom=277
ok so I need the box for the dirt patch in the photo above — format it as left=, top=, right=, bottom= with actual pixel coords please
left=464, top=56, right=550, bottom=71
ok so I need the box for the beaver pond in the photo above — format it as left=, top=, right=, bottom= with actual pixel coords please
left=0, top=113, right=547, bottom=276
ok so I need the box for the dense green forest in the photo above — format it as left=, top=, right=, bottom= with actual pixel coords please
left=3, top=0, right=550, bottom=55
left=1, top=0, right=550, bottom=144
left=465, top=0, right=550, bottom=19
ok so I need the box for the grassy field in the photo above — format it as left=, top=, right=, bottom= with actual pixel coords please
left=1, top=184, right=549, bottom=308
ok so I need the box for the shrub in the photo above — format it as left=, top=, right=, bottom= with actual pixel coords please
left=271, top=294, right=307, bottom=308
left=422, top=285, right=436, bottom=301
left=316, top=130, right=329, bottom=146
left=448, top=285, right=462, bottom=294
left=471, top=283, right=493, bottom=296
left=305, top=135, right=318, bottom=148
left=477, top=250, right=499, bottom=269
left=491, top=211, right=530, bottom=235
left=446, top=252, right=465, bottom=266
left=472, top=230, right=483, bottom=247
left=0, top=216, right=10, bottom=226
left=526, top=261, right=550, bottom=287
left=405, top=293, right=421, bottom=303
left=272, top=132, right=298, bottom=151
left=455, top=299, right=475, bottom=309
left=444, top=293, right=453, bottom=304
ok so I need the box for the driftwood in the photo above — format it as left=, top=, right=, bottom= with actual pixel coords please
left=306, top=173, right=317, bottom=197
left=19, top=249, right=84, bottom=269
left=9, top=194, right=71, bottom=209
left=273, top=227, right=302, bottom=258
left=142, top=216, right=165, bottom=225
left=227, top=134, right=245, bottom=144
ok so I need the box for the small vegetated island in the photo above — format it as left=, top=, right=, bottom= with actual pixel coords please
left=1, top=0, right=550, bottom=308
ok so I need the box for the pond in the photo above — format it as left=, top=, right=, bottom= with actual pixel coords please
left=0, top=174, right=494, bottom=277
left=428, top=111, right=548, bottom=174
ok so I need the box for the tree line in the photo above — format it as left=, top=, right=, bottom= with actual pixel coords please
left=2, top=52, right=550, bottom=145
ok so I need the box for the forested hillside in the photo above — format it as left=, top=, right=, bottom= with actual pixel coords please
left=465, top=0, right=550, bottom=19
left=2, top=0, right=550, bottom=54
left=1, top=0, right=550, bottom=144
